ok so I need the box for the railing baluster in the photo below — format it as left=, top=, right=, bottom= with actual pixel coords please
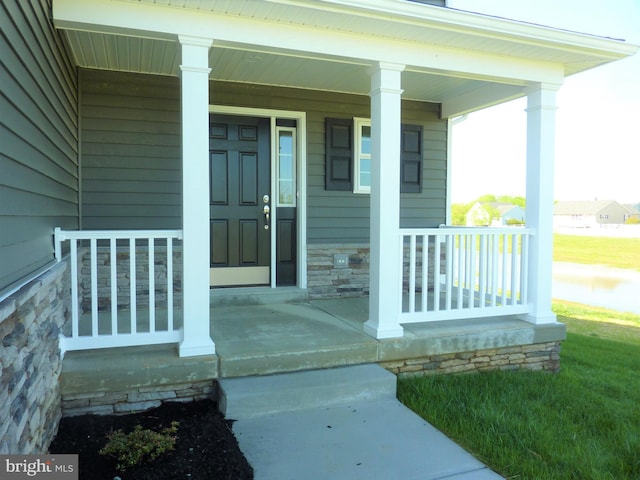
left=409, top=234, right=416, bottom=313
left=511, top=234, right=518, bottom=305
left=149, top=238, right=155, bottom=332
left=445, top=234, right=453, bottom=310
left=167, top=237, right=174, bottom=332
left=110, top=238, right=117, bottom=336
left=521, top=233, right=529, bottom=305
left=399, top=235, right=405, bottom=313
left=70, top=239, right=79, bottom=338
left=130, top=238, right=137, bottom=334
left=456, top=234, right=464, bottom=309
left=420, top=234, right=428, bottom=313
left=469, top=234, right=476, bottom=308
left=90, top=238, right=98, bottom=336
left=501, top=233, right=508, bottom=306
left=491, top=233, right=498, bottom=307
left=433, top=234, right=441, bottom=312
left=479, top=234, right=487, bottom=308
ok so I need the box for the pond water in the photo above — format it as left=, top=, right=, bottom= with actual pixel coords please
left=552, top=262, right=640, bottom=314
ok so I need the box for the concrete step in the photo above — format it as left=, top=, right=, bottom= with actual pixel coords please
left=60, top=344, right=218, bottom=396
left=218, top=363, right=397, bottom=419
left=210, top=286, right=309, bottom=307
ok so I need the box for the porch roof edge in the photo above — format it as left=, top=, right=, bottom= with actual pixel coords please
left=54, top=0, right=638, bottom=75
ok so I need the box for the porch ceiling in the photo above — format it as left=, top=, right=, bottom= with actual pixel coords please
left=55, top=0, right=638, bottom=117
left=63, top=30, right=492, bottom=103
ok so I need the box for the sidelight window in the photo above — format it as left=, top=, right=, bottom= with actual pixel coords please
left=276, top=127, right=296, bottom=206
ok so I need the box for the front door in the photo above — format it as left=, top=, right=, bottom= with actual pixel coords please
left=209, top=115, right=271, bottom=287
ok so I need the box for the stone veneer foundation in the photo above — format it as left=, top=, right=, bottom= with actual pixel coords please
left=381, top=341, right=561, bottom=377
left=0, top=261, right=71, bottom=454
left=61, top=381, right=215, bottom=417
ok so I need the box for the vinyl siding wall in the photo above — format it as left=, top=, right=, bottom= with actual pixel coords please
left=0, top=0, right=78, bottom=295
left=79, top=72, right=447, bottom=242
left=80, top=69, right=181, bottom=229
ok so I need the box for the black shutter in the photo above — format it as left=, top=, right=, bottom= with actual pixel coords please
left=325, top=118, right=353, bottom=191
left=400, top=124, right=423, bottom=193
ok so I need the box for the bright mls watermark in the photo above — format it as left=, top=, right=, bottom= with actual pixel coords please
left=0, top=455, right=78, bottom=479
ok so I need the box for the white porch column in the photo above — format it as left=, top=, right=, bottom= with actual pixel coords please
left=364, top=62, right=405, bottom=339
left=179, top=35, right=216, bottom=356
left=524, top=83, right=560, bottom=325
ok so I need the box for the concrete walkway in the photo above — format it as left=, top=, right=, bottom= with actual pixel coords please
left=232, top=399, right=503, bottom=480
left=219, top=364, right=504, bottom=480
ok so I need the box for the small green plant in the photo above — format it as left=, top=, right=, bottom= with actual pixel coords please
left=99, top=421, right=179, bottom=471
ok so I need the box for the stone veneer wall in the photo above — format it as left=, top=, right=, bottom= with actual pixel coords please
left=77, top=244, right=183, bottom=313
left=61, top=381, right=215, bottom=417
left=381, top=341, right=561, bottom=377
left=307, top=244, right=370, bottom=298
left=307, top=243, right=442, bottom=299
left=0, top=261, right=71, bottom=454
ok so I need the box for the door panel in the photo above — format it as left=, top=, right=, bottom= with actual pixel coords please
left=210, top=152, right=228, bottom=204
left=210, top=115, right=271, bottom=287
left=276, top=207, right=296, bottom=286
left=240, top=153, right=258, bottom=205
left=210, top=220, right=228, bottom=265
left=240, top=220, right=259, bottom=264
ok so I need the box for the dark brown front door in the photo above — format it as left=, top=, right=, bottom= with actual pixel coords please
left=209, top=115, right=271, bottom=287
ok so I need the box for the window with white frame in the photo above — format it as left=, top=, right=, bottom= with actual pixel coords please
left=353, top=117, right=371, bottom=194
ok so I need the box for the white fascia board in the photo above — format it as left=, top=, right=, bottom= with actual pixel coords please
left=274, top=0, right=639, bottom=59
left=54, top=0, right=565, bottom=86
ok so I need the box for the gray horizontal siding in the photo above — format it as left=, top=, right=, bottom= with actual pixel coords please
left=79, top=69, right=181, bottom=229
left=304, top=93, right=447, bottom=242
left=399, top=101, right=447, bottom=230
left=79, top=75, right=447, bottom=242
left=0, top=0, right=78, bottom=293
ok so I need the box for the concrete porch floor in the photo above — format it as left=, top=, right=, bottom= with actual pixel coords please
left=60, top=288, right=565, bottom=397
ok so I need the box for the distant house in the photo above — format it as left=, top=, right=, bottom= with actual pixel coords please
left=553, top=200, right=629, bottom=228
left=622, top=204, right=640, bottom=222
left=466, top=202, right=525, bottom=226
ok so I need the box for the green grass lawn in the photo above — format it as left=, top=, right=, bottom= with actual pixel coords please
left=554, top=234, right=640, bottom=271
left=397, top=302, right=640, bottom=480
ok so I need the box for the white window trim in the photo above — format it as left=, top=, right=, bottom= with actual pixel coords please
left=353, top=117, right=371, bottom=194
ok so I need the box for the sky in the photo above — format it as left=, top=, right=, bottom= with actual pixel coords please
left=447, top=0, right=640, bottom=204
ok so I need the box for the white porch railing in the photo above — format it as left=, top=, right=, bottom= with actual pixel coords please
left=54, top=228, right=183, bottom=351
left=400, top=227, right=532, bottom=323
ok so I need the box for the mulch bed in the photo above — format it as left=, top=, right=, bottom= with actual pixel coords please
left=49, top=399, right=253, bottom=480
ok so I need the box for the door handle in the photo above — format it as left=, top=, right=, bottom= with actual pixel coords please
left=263, top=205, right=270, bottom=230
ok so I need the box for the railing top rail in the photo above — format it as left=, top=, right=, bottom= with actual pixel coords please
left=54, top=228, right=183, bottom=241
left=400, top=226, right=534, bottom=236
